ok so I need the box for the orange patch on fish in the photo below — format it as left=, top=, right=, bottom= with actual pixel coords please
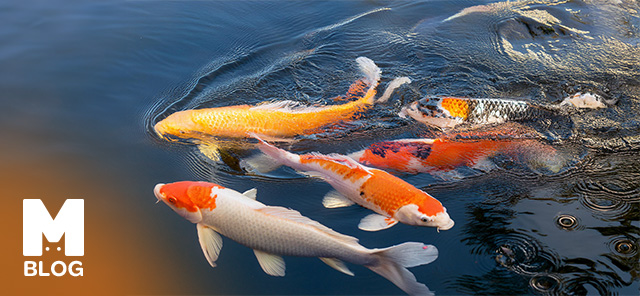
left=358, top=138, right=514, bottom=173
left=300, top=155, right=370, bottom=182
left=160, top=181, right=222, bottom=212
left=359, top=170, right=444, bottom=216
left=427, top=139, right=515, bottom=169
left=440, top=97, right=469, bottom=119
left=359, top=141, right=424, bottom=172
left=345, top=79, right=368, bottom=100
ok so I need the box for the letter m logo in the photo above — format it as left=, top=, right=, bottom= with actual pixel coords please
left=23, top=199, right=84, bottom=256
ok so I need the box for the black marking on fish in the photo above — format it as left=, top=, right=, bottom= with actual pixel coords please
left=411, top=143, right=433, bottom=160
left=369, top=141, right=433, bottom=161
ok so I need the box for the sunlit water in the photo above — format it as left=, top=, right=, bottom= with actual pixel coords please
left=2, top=0, right=638, bottom=295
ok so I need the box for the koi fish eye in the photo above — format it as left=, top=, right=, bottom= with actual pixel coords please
left=420, top=214, right=435, bottom=223
left=168, top=196, right=177, bottom=204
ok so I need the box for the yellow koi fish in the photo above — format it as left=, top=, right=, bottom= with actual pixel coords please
left=155, top=181, right=439, bottom=295
left=155, top=57, right=382, bottom=142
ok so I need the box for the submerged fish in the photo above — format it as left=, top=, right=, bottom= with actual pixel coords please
left=154, top=57, right=382, bottom=142
left=399, top=93, right=607, bottom=129
left=349, top=137, right=561, bottom=174
left=154, top=181, right=439, bottom=296
left=247, top=136, right=454, bottom=232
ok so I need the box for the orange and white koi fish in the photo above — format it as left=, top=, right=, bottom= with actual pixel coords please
left=154, top=181, right=438, bottom=296
left=399, top=93, right=608, bottom=128
left=349, top=137, right=560, bottom=174
left=155, top=57, right=382, bottom=143
left=249, top=136, right=454, bottom=232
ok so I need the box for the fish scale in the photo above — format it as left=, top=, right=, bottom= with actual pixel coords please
left=155, top=181, right=440, bottom=295
left=468, top=98, right=537, bottom=124
left=213, top=197, right=366, bottom=260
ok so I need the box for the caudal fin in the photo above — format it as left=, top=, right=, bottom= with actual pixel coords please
left=559, top=92, right=611, bottom=109
left=241, top=134, right=303, bottom=173
left=356, top=57, right=381, bottom=88
left=355, top=57, right=381, bottom=104
left=366, top=242, right=438, bottom=296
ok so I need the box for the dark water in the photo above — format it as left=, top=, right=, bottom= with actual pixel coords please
left=2, top=1, right=638, bottom=295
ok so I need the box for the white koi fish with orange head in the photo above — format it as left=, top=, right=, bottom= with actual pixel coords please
left=154, top=181, right=438, bottom=296
left=247, top=136, right=454, bottom=232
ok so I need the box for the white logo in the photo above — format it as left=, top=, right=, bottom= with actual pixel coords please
left=23, top=199, right=84, bottom=277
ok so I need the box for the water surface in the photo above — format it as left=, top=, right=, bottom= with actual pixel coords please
left=1, top=1, right=638, bottom=295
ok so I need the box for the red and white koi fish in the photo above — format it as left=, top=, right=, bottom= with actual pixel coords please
left=248, top=136, right=454, bottom=232
left=399, top=93, right=608, bottom=128
left=349, top=137, right=560, bottom=174
left=154, top=181, right=438, bottom=296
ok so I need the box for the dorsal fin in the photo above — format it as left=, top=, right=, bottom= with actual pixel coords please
left=257, top=206, right=359, bottom=245
left=305, top=152, right=369, bottom=170
left=249, top=100, right=325, bottom=113
left=242, top=188, right=257, bottom=200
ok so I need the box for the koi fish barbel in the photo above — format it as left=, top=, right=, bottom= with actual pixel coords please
left=400, top=93, right=608, bottom=128
left=245, top=135, right=454, bottom=232
left=155, top=181, right=439, bottom=296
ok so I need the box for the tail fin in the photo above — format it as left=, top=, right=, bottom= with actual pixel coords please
left=240, top=152, right=282, bottom=174
left=559, top=92, right=609, bottom=109
left=245, top=134, right=303, bottom=171
left=356, top=57, right=381, bottom=87
left=355, top=57, right=381, bottom=104
left=366, top=242, right=438, bottom=296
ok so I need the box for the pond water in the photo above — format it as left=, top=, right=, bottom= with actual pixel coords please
left=1, top=1, right=638, bottom=295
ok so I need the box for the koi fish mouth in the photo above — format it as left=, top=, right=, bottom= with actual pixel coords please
left=154, top=183, right=165, bottom=204
left=437, top=218, right=455, bottom=232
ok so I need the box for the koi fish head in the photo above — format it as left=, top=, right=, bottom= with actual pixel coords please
left=395, top=202, right=455, bottom=231
left=154, top=110, right=201, bottom=140
left=154, top=181, right=221, bottom=223
left=399, top=96, right=469, bottom=128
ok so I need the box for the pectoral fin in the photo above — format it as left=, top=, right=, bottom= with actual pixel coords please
left=319, top=257, right=354, bottom=276
left=253, top=249, right=286, bottom=276
left=358, top=214, right=398, bottom=231
left=322, top=190, right=355, bottom=208
left=197, top=223, right=223, bottom=267
left=198, top=142, right=222, bottom=162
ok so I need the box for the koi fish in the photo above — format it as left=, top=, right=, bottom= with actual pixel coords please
left=399, top=93, right=607, bottom=129
left=155, top=57, right=382, bottom=143
left=154, top=181, right=439, bottom=296
left=247, top=136, right=454, bottom=232
left=349, top=137, right=561, bottom=174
